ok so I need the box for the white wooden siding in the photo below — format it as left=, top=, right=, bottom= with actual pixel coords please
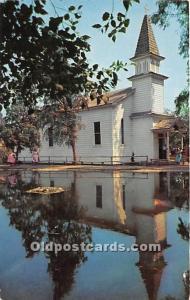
left=76, top=107, right=113, bottom=161
left=19, top=106, right=114, bottom=163
left=112, top=103, right=124, bottom=158
left=131, top=117, right=155, bottom=160
left=131, top=76, right=152, bottom=113
left=151, top=79, right=164, bottom=114
left=122, top=95, right=133, bottom=157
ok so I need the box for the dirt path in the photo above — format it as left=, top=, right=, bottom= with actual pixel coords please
left=0, top=163, right=189, bottom=173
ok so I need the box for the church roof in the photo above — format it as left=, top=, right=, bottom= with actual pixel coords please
left=53, top=87, right=134, bottom=114
left=134, top=15, right=159, bottom=58
left=81, top=87, right=134, bottom=111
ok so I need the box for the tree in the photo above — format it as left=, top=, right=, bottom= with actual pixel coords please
left=0, top=103, right=40, bottom=161
left=174, top=88, right=189, bottom=120
left=0, top=0, right=138, bottom=159
left=0, top=0, right=134, bottom=111
left=0, top=0, right=139, bottom=161
left=92, top=0, right=140, bottom=42
left=152, top=0, right=189, bottom=118
left=40, top=103, right=82, bottom=162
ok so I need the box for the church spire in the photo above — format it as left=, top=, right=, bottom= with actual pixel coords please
left=135, top=15, right=159, bottom=58
left=128, top=14, right=168, bottom=115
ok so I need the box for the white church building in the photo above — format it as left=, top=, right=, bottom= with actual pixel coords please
left=20, top=15, right=177, bottom=164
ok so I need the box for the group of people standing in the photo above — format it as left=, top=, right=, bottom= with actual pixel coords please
left=7, top=149, right=40, bottom=165
left=5, top=146, right=188, bottom=165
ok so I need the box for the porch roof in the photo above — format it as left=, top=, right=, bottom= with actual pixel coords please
left=152, top=118, right=188, bottom=133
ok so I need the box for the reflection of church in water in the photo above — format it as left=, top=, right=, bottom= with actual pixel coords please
left=77, top=171, right=171, bottom=300
left=26, top=170, right=175, bottom=300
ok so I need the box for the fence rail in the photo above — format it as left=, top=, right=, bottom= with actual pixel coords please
left=19, top=155, right=149, bottom=165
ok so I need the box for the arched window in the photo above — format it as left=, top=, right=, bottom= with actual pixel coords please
left=143, top=62, right=146, bottom=72
left=138, top=63, right=141, bottom=74
left=136, top=64, right=138, bottom=74
left=151, top=60, right=155, bottom=72
left=146, top=61, right=149, bottom=71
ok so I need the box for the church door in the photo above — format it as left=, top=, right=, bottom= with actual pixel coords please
left=159, top=135, right=166, bottom=159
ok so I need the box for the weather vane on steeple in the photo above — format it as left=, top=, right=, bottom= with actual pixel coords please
left=144, top=4, right=149, bottom=15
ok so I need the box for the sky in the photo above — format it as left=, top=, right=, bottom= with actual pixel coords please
left=31, top=0, right=187, bottom=111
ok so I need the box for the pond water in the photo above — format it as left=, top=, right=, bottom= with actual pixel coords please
left=0, top=170, right=188, bottom=300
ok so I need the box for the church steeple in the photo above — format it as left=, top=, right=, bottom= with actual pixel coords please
left=129, top=15, right=166, bottom=76
left=128, top=15, right=168, bottom=115
left=135, top=15, right=159, bottom=58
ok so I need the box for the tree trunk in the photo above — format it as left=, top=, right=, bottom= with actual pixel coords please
left=15, top=146, right=19, bottom=163
left=70, top=139, right=77, bottom=164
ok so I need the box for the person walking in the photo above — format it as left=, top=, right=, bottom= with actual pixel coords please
left=32, top=149, right=40, bottom=163
left=131, top=152, right=135, bottom=162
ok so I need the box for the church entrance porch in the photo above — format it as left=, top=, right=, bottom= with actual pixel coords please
left=153, top=118, right=188, bottom=161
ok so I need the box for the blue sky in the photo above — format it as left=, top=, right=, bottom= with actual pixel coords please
left=42, top=0, right=187, bottom=111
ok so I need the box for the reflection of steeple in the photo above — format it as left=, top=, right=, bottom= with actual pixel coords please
left=136, top=213, right=168, bottom=300
left=131, top=172, right=170, bottom=300
left=134, top=211, right=170, bottom=300
left=138, top=257, right=165, bottom=300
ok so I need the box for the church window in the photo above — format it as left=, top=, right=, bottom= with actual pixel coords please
left=50, top=180, right=54, bottom=187
left=143, top=62, right=146, bottom=72
left=94, top=122, right=101, bottom=145
left=121, top=118, right=124, bottom=144
left=146, top=61, right=149, bottom=71
left=139, top=63, right=141, bottom=73
left=151, top=60, right=156, bottom=72
left=136, top=64, right=139, bottom=74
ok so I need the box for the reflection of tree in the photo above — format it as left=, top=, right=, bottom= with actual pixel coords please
left=177, top=217, right=189, bottom=241
left=167, top=172, right=189, bottom=243
left=168, top=173, right=189, bottom=300
left=0, top=172, right=92, bottom=300
left=169, top=172, right=189, bottom=210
